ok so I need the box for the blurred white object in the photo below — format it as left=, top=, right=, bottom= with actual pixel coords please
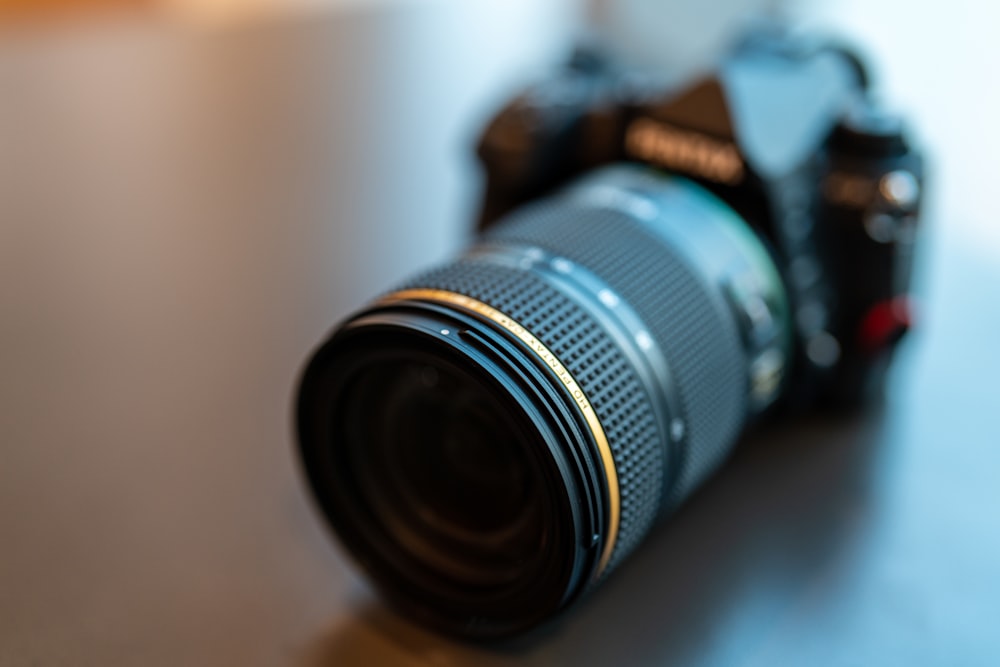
left=587, top=0, right=817, bottom=79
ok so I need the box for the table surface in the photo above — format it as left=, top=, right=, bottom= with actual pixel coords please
left=2, top=2, right=999, bottom=665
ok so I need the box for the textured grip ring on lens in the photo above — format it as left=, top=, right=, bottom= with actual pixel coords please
left=379, top=288, right=621, bottom=577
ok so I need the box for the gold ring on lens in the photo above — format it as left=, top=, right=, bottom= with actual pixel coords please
left=379, top=288, right=620, bottom=577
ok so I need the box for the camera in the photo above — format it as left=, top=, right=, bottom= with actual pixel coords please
left=296, top=27, right=923, bottom=640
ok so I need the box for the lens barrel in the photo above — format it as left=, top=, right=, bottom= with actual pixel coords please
left=297, top=165, right=790, bottom=639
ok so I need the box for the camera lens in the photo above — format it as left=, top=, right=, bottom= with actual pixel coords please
left=297, top=165, right=790, bottom=639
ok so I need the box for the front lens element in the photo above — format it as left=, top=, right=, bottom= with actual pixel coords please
left=342, top=357, right=542, bottom=588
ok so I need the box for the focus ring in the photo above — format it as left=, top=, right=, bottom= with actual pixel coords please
left=485, top=199, right=747, bottom=505
left=400, top=259, right=665, bottom=576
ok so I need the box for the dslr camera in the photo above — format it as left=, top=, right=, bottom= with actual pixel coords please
left=296, top=27, right=923, bottom=640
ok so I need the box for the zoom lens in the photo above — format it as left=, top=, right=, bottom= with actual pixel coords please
left=297, top=165, right=791, bottom=639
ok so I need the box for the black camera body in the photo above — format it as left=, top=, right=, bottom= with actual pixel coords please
left=476, top=30, right=923, bottom=411
left=296, top=28, right=924, bottom=641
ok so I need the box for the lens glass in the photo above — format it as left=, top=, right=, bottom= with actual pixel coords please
left=340, top=355, right=544, bottom=589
